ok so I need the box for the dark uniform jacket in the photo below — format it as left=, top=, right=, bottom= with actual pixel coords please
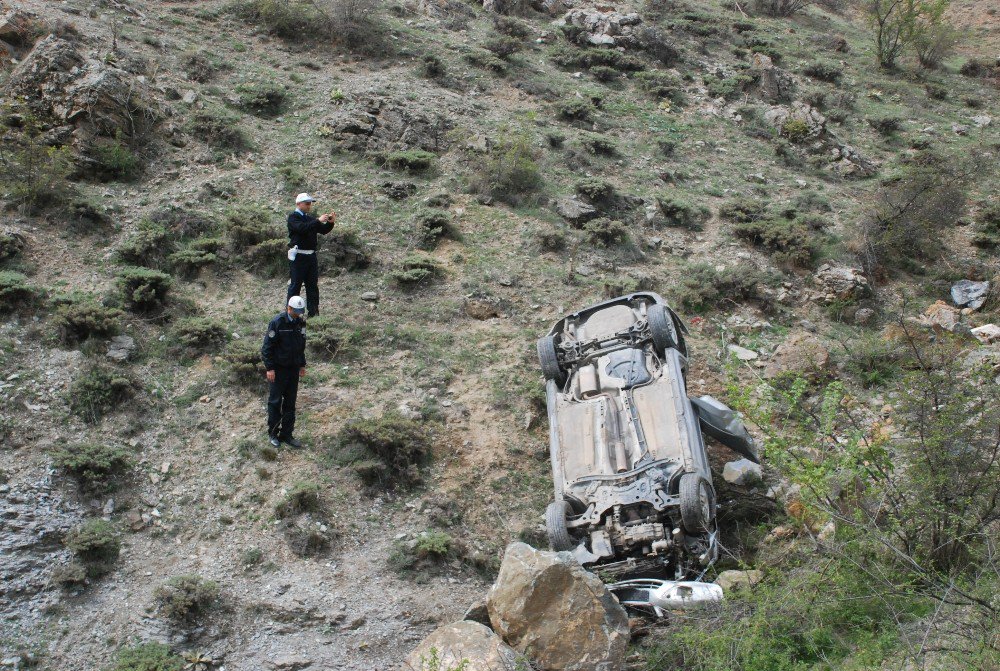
left=261, top=313, right=307, bottom=370
left=287, top=210, right=334, bottom=251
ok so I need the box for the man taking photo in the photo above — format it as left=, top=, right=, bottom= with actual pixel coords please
left=287, top=192, right=335, bottom=318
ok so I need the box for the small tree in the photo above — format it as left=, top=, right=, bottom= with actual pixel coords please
left=866, top=0, right=914, bottom=69
left=907, top=0, right=958, bottom=68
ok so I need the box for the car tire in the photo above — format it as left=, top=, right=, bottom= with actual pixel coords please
left=537, top=336, right=565, bottom=385
left=679, top=473, right=715, bottom=533
left=546, top=500, right=575, bottom=552
left=648, top=304, right=680, bottom=355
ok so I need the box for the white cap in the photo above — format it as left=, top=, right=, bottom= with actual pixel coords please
left=295, top=192, right=316, bottom=204
left=288, top=296, right=306, bottom=313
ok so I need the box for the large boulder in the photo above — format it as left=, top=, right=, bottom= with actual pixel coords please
left=813, top=264, right=870, bottom=303
left=319, top=94, right=453, bottom=155
left=487, top=543, right=629, bottom=671
left=557, top=8, right=642, bottom=47
left=764, top=333, right=831, bottom=380
left=951, top=280, right=990, bottom=310
left=555, top=196, right=598, bottom=225
left=916, top=300, right=962, bottom=332
left=405, top=621, right=521, bottom=671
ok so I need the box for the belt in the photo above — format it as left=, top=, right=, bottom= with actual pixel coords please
left=294, top=249, right=315, bottom=255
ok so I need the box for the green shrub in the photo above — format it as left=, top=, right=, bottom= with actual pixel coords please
left=68, top=364, right=138, bottom=422
left=64, top=519, right=120, bottom=577
left=153, top=575, right=220, bottom=623
left=464, top=47, right=508, bottom=73
left=589, top=65, right=619, bottom=82
left=0, top=106, right=74, bottom=211
left=483, top=35, right=522, bottom=59
left=719, top=197, right=768, bottom=223
left=536, top=224, right=570, bottom=252
left=116, top=266, right=172, bottom=312
left=240, top=547, right=264, bottom=568
left=971, top=203, right=1000, bottom=249
left=556, top=98, right=594, bottom=122
left=110, top=643, right=184, bottom=671
left=549, top=45, right=644, bottom=72
left=842, top=332, right=910, bottom=387
left=391, top=253, right=443, bottom=286
left=676, top=263, right=778, bottom=312
left=52, top=300, right=123, bottom=344
left=0, top=271, right=34, bottom=311
left=415, top=211, right=459, bottom=250
left=189, top=106, right=248, bottom=151
left=656, top=195, right=711, bottom=230
left=89, top=135, right=141, bottom=181
left=116, top=222, right=173, bottom=268
left=584, top=218, right=628, bottom=246
left=168, top=248, right=217, bottom=276
left=575, top=178, right=615, bottom=205
left=578, top=133, right=617, bottom=156
left=704, top=72, right=755, bottom=100
left=803, top=60, right=842, bottom=83
left=181, top=50, right=218, bottom=82
left=222, top=340, right=266, bottom=385
left=306, top=315, right=341, bottom=360
left=332, top=413, right=431, bottom=488
left=67, top=198, right=111, bottom=234
left=0, top=229, right=25, bottom=262
left=231, top=0, right=389, bottom=55
left=224, top=205, right=277, bottom=246
left=420, top=53, right=446, bottom=79
left=634, top=71, right=685, bottom=104
left=172, top=317, right=228, bottom=354
left=384, top=150, right=436, bottom=172
left=50, top=442, right=133, bottom=493
left=467, top=132, right=543, bottom=206
left=867, top=115, right=902, bottom=136
left=274, top=481, right=323, bottom=519
left=235, top=79, right=287, bottom=117
left=781, top=118, right=811, bottom=143
left=733, top=217, right=816, bottom=267
left=493, top=15, right=532, bottom=38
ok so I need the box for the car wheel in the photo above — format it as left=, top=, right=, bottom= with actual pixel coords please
left=679, top=473, right=715, bottom=533
left=537, top=336, right=565, bottom=385
left=546, top=500, right=575, bottom=551
left=647, top=304, right=679, bottom=355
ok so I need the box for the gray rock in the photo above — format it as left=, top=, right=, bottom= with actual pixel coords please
left=814, top=264, right=870, bottom=303
left=722, top=459, right=762, bottom=486
left=950, top=280, right=990, bottom=310
left=727, top=344, right=758, bottom=361
left=463, top=598, right=491, bottom=626
left=971, top=324, right=1000, bottom=345
left=487, top=543, right=629, bottom=671
left=106, top=335, right=135, bottom=362
left=360, top=291, right=379, bottom=302
left=269, top=655, right=311, bottom=670
left=715, top=569, right=764, bottom=592
left=854, top=307, right=876, bottom=325
left=555, top=196, right=598, bottom=224
left=406, top=620, right=520, bottom=671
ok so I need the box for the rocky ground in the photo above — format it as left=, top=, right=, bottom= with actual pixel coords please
left=1, top=0, right=998, bottom=668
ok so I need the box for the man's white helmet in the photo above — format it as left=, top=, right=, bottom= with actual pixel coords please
left=288, top=296, right=306, bottom=313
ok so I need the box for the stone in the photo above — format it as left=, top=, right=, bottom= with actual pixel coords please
left=813, top=264, right=870, bottom=303
left=764, top=333, right=831, bottom=380
left=722, top=459, right=762, bottom=486
left=465, top=298, right=501, bottom=320
left=405, top=621, right=520, bottom=671
left=381, top=181, right=417, bottom=200
left=950, top=280, right=990, bottom=310
left=917, top=300, right=961, bottom=332
left=854, top=307, right=876, bottom=326
left=487, top=543, right=629, bottom=671
left=107, top=335, right=136, bottom=362
left=714, top=569, right=764, bottom=592
left=463, top=599, right=491, bottom=626
left=269, top=655, right=311, bottom=670
left=971, top=324, right=1000, bottom=345
left=972, top=115, right=992, bottom=128
left=726, top=344, right=758, bottom=361
left=361, top=291, right=379, bottom=302
left=554, top=197, right=598, bottom=225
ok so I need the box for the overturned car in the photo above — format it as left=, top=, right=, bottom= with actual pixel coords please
left=537, top=292, right=757, bottom=587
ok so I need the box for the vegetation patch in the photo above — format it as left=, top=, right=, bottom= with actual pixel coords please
left=384, top=150, right=436, bottom=172
left=655, top=195, right=710, bottom=230
left=332, top=413, right=431, bottom=489
left=172, top=317, right=228, bottom=355
left=110, top=643, right=184, bottom=671
left=733, top=217, right=817, bottom=267
left=52, top=300, right=123, bottom=344
left=222, top=340, right=266, bottom=386
left=153, top=575, right=221, bottom=624
left=50, top=442, right=133, bottom=494
left=467, top=132, right=543, bottom=206
left=64, top=519, right=120, bottom=578
left=0, top=271, right=35, bottom=312
left=676, top=263, right=778, bottom=312
left=68, top=364, right=139, bottom=423
left=391, top=252, right=443, bottom=287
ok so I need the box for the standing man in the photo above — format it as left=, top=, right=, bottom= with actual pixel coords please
left=262, top=296, right=308, bottom=448
left=287, top=193, right=335, bottom=319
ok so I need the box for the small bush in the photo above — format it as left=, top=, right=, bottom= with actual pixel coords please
left=634, top=71, right=685, bottom=104
left=754, top=0, right=808, bottom=17
left=69, top=364, right=138, bottom=423
left=959, top=57, right=999, bottom=78
left=168, top=248, right=217, bottom=277
left=67, top=198, right=111, bottom=234
left=578, top=133, right=617, bottom=156
left=971, top=203, right=1000, bottom=249
left=415, top=211, right=459, bottom=250
left=656, top=195, right=711, bottom=230
left=153, top=575, right=220, bottom=623
left=634, top=26, right=680, bottom=66
left=549, top=45, right=644, bottom=72
left=803, top=61, right=842, bottom=83
left=391, top=253, right=443, bottom=286
left=0, top=108, right=74, bottom=211
left=64, top=519, right=120, bottom=577
left=493, top=15, right=532, bottom=38
left=575, top=178, right=615, bottom=205
left=0, top=230, right=25, bottom=262
left=467, top=132, right=542, bottom=206
left=867, top=115, right=902, bottom=136
left=584, top=218, right=628, bottom=246
left=172, top=317, right=228, bottom=354
left=50, top=442, right=133, bottom=493
left=0, top=271, right=34, bottom=312
left=189, top=107, right=248, bottom=152
left=116, top=266, right=172, bottom=312
left=235, top=79, right=287, bottom=117
left=420, top=53, right=445, bottom=79
left=483, top=35, right=522, bottom=59
left=222, top=340, right=266, bottom=385
left=332, top=413, right=431, bottom=488
left=384, top=150, right=436, bottom=172
left=181, top=50, right=218, bottom=82
left=590, top=65, right=619, bottom=82
left=842, top=332, right=910, bottom=387
left=536, top=224, right=570, bottom=252
left=781, top=118, right=811, bottom=143
left=89, top=135, right=141, bottom=181
left=719, top=197, right=768, bottom=223
left=306, top=315, right=341, bottom=360
left=52, top=300, right=122, bottom=344
left=274, top=481, right=323, bottom=519
left=464, top=47, right=507, bottom=73
left=676, top=263, right=778, bottom=312
left=116, top=222, right=173, bottom=268
left=111, top=643, right=184, bottom=671
left=733, top=217, right=816, bottom=267
left=925, top=83, right=948, bottom=100
left=556, top=98, right=595, bottom=122
left=232, top=0, right=390, bottom=54
left=704, top=72, right=756, bottom=100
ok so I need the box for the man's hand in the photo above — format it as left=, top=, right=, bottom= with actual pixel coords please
left=299, top=367, right=306, bottom=378
left=321, top=211, right=336, bottom=226
left=266, top=370, right=276, bottom=383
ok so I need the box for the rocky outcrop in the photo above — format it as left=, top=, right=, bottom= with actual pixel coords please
left=813, top=264, right=871, bottom=303
left=764, top=333, right=831, bottom=380
left=487, top=543, right=629, bottom=671
left=556, top=8, right=642, bottom=47
left=555, top=196, right=598, bottom=225
left=951, top=280, right=990, bottom=310
left=971, top=324, right=1000, bottom=345
left=722, top=459, right=762, bottom=486
left=764, top=102, right=875, bottom=178
left=917, top=301, right=962, bottom=332
left=405, top=621, right=521, bottom=671
left=319, top=94, right=453, bottom=155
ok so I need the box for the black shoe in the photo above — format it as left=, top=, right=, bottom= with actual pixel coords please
left=281, top=436, right=303, bottom=449
left=268, top=435, right=281, bottom=448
